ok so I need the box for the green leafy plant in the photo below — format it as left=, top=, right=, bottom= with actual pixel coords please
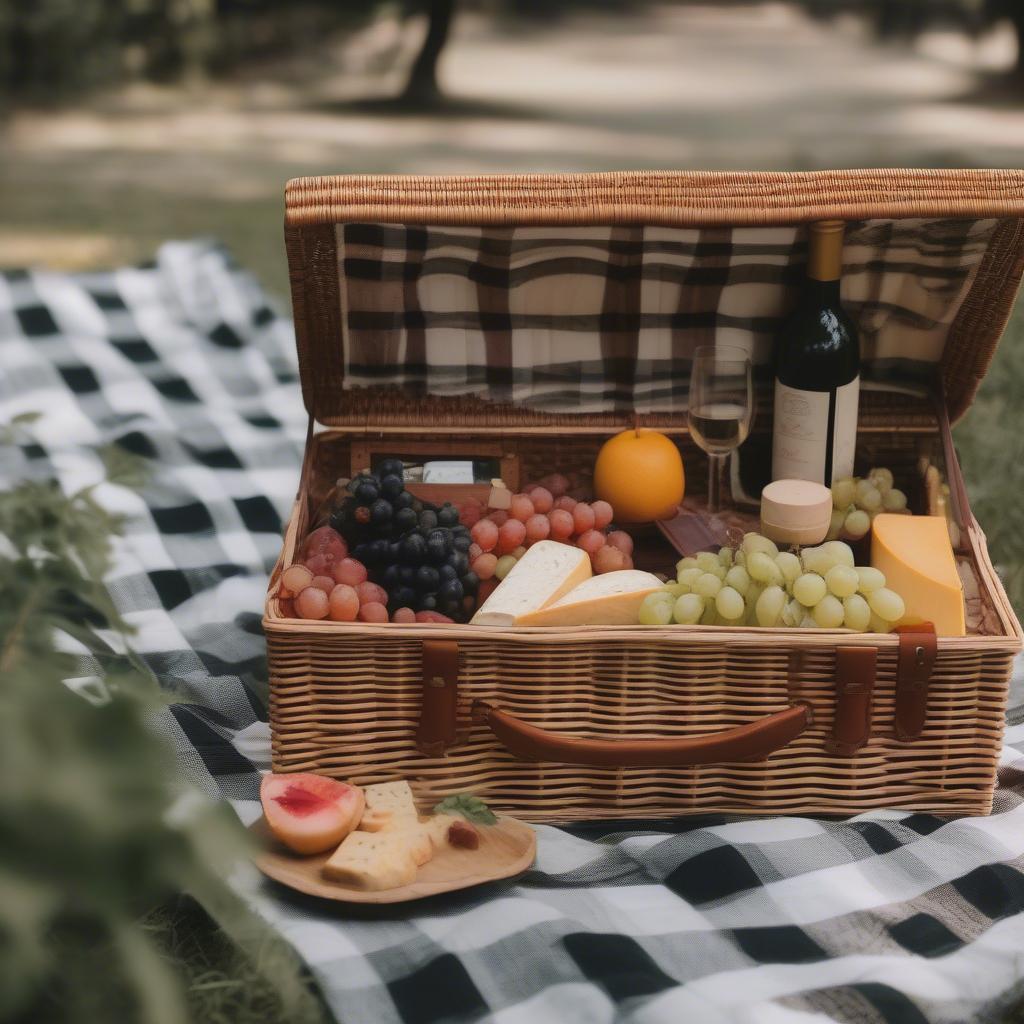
left=0, top=416, right=321, bottom=1024
left=433, top=793, right=498, bottom=825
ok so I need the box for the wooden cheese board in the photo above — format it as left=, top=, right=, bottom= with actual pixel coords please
left=251, top=815, right=537, bottom=904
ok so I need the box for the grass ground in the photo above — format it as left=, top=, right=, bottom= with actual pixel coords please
left=144, top=899, right=330, bottom=1024
left=3, top=5, right=1024, bottom=1021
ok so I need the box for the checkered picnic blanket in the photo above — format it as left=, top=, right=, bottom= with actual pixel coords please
left=3, top=240, right=1024, bottom=1024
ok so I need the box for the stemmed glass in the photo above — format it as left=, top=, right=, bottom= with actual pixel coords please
left=687, top=345, right=754, bottom=515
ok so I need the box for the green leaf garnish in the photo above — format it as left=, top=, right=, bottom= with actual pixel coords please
left=432, top=793, right=498, bottom=825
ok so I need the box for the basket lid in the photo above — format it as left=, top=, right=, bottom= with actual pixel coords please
left=284, top=169, right=1024, bottom=430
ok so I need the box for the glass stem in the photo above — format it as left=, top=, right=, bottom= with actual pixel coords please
left=707, top=453, right=725, bottom=513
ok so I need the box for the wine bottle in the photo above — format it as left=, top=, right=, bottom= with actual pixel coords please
left=772, top=220, right=860, bottom=486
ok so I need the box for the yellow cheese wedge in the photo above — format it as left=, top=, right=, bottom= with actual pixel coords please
left=515, top=570, right=664, bottom=626
left=871, top=513, right=965, bottom=636
left=471, top=540, right=592, bottom=626
left=358, top=780, right=420, bottom=832
left=321, top=831, right=419, bottom=890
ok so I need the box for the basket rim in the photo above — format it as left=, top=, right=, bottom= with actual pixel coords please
left=285, top=168, right=1024, bottom=226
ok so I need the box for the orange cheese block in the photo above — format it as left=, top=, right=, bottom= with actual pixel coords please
left=870, top=513, right=965, bottom=636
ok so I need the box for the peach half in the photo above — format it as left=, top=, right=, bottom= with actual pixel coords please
left=260, top=773, right=365, bottom=855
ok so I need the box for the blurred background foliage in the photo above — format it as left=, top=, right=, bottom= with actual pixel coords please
left=3, top=3, right=1024, bottom=1022
left=1, top=0, right=1023, bottom=104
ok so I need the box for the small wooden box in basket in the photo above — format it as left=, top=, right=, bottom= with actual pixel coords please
left=266, top=170, right=1024, bottom=821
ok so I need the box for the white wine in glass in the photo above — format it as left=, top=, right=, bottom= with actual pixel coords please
left=688, top=346, right=754, bottom=514
left=688, top=402, right=751, bottom=456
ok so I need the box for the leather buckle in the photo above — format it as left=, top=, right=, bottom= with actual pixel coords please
left=828, top=646, right=877, bottom=757
left=893, top=624, right=937, bottom=740
left=416, top=640, right=459, bottom=756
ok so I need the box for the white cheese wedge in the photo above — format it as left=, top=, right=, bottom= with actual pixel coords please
left=471, top=540, right=592, bottom=626
left=515, top=570, right=664, bottom=626
left=322, top=830, right=419, bottom=890
left=359, top=780, right=420, bottom=832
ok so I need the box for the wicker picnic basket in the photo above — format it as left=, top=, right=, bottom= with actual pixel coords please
left=266, top=169, right=1024, bottom=821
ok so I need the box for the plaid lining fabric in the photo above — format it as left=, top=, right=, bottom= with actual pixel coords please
left=337, top=218, right=997, bottom=412
left=3, top=241, right=1024, bottom=1024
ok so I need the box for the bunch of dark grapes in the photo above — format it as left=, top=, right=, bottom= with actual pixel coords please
left=329, top=460, right=478, bottom=621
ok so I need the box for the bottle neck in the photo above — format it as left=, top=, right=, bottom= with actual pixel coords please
left=799, top=277, right=841, bottom=307
left=806, top=221, right=844, bottom=289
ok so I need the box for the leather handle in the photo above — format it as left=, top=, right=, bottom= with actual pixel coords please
left=471, top=700, right=813, bottom=767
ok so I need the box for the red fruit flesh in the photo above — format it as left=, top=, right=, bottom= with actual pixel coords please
left=260, top=773, right=365, bottom=855
left=274, top=785, right=332, bottom=816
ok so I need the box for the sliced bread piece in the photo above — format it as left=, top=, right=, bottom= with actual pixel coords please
left=358, top=780, right=420, bottom=832
left=321, top=830, right=419, bottom=890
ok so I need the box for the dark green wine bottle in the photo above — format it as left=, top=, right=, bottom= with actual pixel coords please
left=772, top=220, right=861, bottom=486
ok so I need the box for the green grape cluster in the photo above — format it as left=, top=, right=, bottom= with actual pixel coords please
left=827, top=466, right=908, bottom=541
left=638, top=533, right=906, bottom=630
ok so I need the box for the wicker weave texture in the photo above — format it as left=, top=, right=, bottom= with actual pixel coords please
left=285, top=169, right=1024, bottom=227
left=267, top=628, right=1013, bottom=820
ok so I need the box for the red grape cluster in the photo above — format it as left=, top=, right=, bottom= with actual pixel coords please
left=461, top=476, right=634, bottom=582
left=278, top=525, right=454, bottom=624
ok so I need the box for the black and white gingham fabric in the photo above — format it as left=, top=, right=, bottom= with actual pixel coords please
left=338, top=218, right=996, bottom=412
left=3, top=240, right=1024, bottom=1024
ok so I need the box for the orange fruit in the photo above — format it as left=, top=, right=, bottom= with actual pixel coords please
left=593, top=428, right=685, bottom=522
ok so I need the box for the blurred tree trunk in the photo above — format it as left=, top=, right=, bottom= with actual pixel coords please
left=400, top=0, right=455, bottom=104
left=1011, top=9, right=1024, bottom=75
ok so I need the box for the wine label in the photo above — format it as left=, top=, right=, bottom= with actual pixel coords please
left=772, top=377, right=860, bottom=484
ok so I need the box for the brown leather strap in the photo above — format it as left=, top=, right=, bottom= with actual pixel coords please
left=893, top=623, right=937, bottom=741
left=828, top=646, right=877, bottom=756
left=472, top=700, right=812, bottom=767
left=416, top=640, right=459, bottom=756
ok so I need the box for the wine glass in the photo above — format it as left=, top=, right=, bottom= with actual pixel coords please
left=687, top=345, right=754, bottom=515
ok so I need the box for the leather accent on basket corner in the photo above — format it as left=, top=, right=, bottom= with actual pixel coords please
left=893, top=623, right=937, bottom=741
left=416, top=640, right=459, bottom=757
left=828, top=646, right=878, bottom=757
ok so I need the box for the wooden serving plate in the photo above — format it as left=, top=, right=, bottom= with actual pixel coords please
left=251, top=816, right=537, bottom=904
